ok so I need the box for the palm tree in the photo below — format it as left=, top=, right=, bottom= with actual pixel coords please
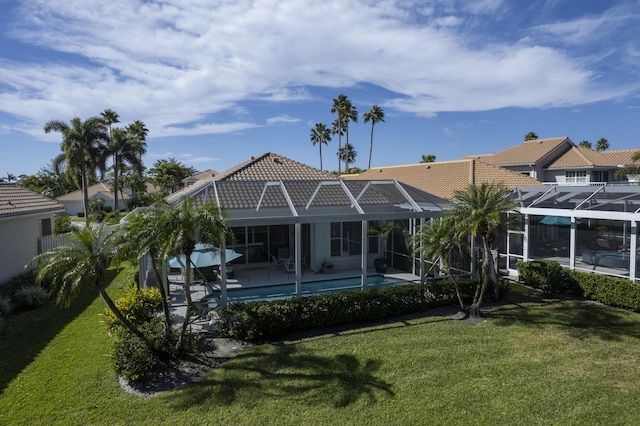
left=420, top=154, right=436, bottom=163
left=116, top=204, right=173, bottom=333
left=579, top=140, right=592, bottom=149
left=410, top=216, right=466, bottom=309
left=28, top=225, right=153, bottom=346
left=338, top=143, right=357, bottom=173
left=596, top=137, right=609, bottom=152
left=45, top=116, right=109, bottom=225
left=363, top=105, right=385, bottom=169
left=447, top=183, right=517, bottom=318
left=149, top=158, right=197, bottom=195
left=331, top=118, right=345, bottom=173
left=524, top=131, right=538, bottom=141
left=109, top=125, right=148, bottom=213
left=310, top=123, right=332, bottom=170
left=161, top=197, right=233, bottom=350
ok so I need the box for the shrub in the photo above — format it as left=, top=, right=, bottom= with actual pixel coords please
left=0, top=294, right=13, bottom=317
left=517, top=260, right=567, bottom=296
left=570, top=271, right=640, bottom=311
left=103, top=286, right=162, bottom=331
left=14, top=285, right=49, bottom=310
left=54, top=214, right=74, bottom=234
left=111, top=319, right=172, bottom=382
left=217, top=279, right=483, bottom=342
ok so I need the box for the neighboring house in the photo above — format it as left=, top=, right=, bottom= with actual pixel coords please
left=164, top=152, right=445, bottom=305
left=0, top=183, right=64, bottom=284
left=464, top=136, right=639, bottom=185
left=56, top=183, right=121, bottom=216
left=344, top=158, right=543, bottom=200
left=182, top=169, right=218, bottom=188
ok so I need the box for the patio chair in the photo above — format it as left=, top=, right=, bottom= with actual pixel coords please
left=271, top=255, right=286, bottom=270
left=284, top=257, right=295, bottom=273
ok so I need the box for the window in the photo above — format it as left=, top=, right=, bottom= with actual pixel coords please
left=591, top=170, right=608, bottom=183
left=566, top=170, right=587, bottom=184
left=330, top=222, right=362, bottom=256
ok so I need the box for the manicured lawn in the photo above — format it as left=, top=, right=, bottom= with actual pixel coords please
left=2, top=275, right=640, bottom=425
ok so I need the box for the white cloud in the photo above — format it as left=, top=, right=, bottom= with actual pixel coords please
left=266, top=115, right=300, bottom=126
left=0, top=0, right=637, bottom=141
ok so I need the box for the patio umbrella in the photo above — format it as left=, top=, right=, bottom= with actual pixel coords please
left=167, top=243, right=243, bottom=268
left=540, top=216, right=577, bottom=226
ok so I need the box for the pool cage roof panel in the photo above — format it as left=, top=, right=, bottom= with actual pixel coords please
left=182, top=179, right=445, bottom=222
left=514, top=185, right=640, bottom=214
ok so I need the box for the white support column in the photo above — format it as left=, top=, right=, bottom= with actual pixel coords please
left=219, top=233, right=227, bottom=308
left=419, top=218, right=425, bottom=283
left=523, top=215, right=529, bottom=261
left=295, top=222, right=302, bottom=297
left=630, top=221, right=637, bottom=281
left=361, top=220, right=368, bottom=290
left=569, top=217, right=577, bottom=270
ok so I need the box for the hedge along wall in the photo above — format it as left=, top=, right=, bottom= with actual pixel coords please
left=216, top=279, right=485, bottom=342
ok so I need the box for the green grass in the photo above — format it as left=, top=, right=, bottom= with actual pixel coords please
left=2, top=280, right=640, bottom=425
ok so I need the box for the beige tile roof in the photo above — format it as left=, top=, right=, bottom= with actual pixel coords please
left=599, top=149, right=640, bottom=166
left=546, top=147, right=640, bottom=169
left=465, top=136, right=571, bottom=166
left=214, top=152, right=338, bottom=181
left=0, top=183, right=64, bottom=219
left=345, top=159, right=542, bottom=200
left=183, top=168, right=218, bottom=183
left=56, top=182, right=125, bottom=201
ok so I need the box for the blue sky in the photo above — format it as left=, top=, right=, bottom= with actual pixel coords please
left=0, top=0, right=639, bottom=176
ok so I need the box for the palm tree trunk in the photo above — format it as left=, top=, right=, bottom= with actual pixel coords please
left=176, top=259, right=196, bottom=352
left=81, top=162, right=90, bottom=226
left=368, top=125, right=374, bottom=170
left=319, top=144, right=323, bottom=170
left=469, top=238, right=492, bottom=318
left=149, top=254, right=173, bottom=333
left=113, top=155, right=120, bottom=215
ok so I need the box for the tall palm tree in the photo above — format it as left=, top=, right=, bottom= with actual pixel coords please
left=338, top=143, right=357, bottom=172
left=447, top=183, right=517, bottom=318
left=310, top=123, right=332, bottom=170
left=109, top=124, right=148, bottom=213
left=410, top=216, right=466, bottom=309
left=331, top=118, right=345, bottom=173
left=45, top=116, right=109, bottom=225
left=161, top=197, right=233, bottom=350
left=363, top=105, right=385, bottom=169
left=524, top=131, right=538, bottom=141
left=579, top=140, right=592, bottom=149
left=596, top=137, right=609, bottom=152
left=420, top=154, right=436, bottom=163
left=28, top=225, right=153, bottom=346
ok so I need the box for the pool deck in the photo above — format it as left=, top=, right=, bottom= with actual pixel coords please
left=167, top=263, right=421, bottom=332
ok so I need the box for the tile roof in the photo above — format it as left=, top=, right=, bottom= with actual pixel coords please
left=465, top=136, right=572, bottom=166
left=546, top=147, right=640, bottom=169
left=214, top=152, right=338, bottom=181
left=183, top=168, right=218, bottom=183
left=56, top=182, right=125, bottom=201
left=0, top=183, right=64, bottom=219
left=344, top=159, right=543, bottom=199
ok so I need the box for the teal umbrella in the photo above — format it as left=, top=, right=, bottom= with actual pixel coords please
left=540, top=216, right=579, bottom=226
left=167, top=243, right=242, bottom=268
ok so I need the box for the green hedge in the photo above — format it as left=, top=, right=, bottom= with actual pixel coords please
left=517, top=260, right=640, bottom=312
left=216, top=278, right=507, bottom=342
left=570, top=270, right=640, bottom=312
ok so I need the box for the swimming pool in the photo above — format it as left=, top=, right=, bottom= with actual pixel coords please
left=227, top=274, right=418, bottom=302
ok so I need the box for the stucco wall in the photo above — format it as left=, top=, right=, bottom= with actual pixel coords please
left=0, top=213, right=51, bottom=284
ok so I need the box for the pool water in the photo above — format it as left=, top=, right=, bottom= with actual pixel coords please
left=227, top=274, right=416, bottom=302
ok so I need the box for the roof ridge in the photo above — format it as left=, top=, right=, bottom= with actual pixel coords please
left=572, top=146, right=596, bottom=166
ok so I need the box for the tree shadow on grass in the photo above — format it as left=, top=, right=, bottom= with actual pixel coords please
left=0, top=270, right=114, bottom=392
left=490, top=296, right=640, bottom=342
left=165, top=342, right=394, bottom=411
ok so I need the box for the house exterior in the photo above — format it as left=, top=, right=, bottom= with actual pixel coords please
left=164, top=153, right=446, bottom=306
left=0, top=183, right=64, bottom=284
left=465, top=136, right=639, bottom=185
left=56, top=183, right=121, bottom=216
left=344, top=158, right=543, bottom=199
left=182, top=169, right=218, bottom=188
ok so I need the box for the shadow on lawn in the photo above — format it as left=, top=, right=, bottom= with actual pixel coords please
left=165, top=342, right=394, bottom=410
left=0, top=270, right=110, bottom=392
left=490, top=292, right=640, bottom=341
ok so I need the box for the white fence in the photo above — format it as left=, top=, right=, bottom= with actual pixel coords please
left=37, top=224, right=119, bottom=253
